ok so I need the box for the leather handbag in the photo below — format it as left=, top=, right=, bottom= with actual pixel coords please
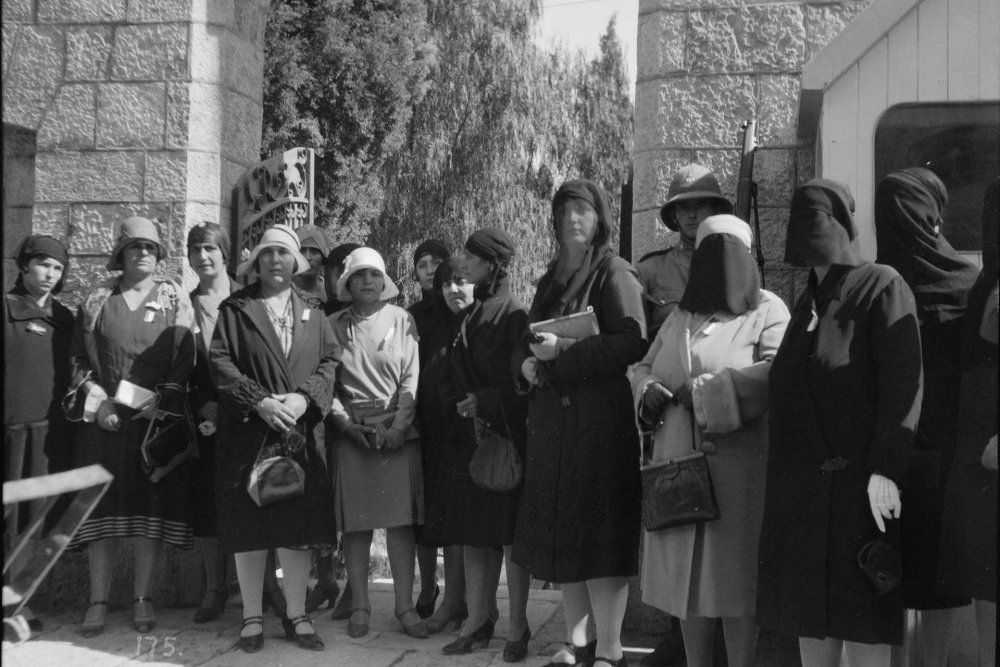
left=468, top=402, right=522, bottom=493
left=247, top=426, right=307, bottom=508
left=140, top=383, right=198, bottom=483
left=857, top=539, right=902, bottom=596
left=641, top=417, right=720, bottom=531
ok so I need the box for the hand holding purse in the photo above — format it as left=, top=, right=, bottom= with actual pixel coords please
left=468, top=401, right=523, bottom=493
left=247, top=426, right=307, bottom=507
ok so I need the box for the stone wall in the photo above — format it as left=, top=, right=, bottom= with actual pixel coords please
left=2, top=0, right=268, bottom=306
left=633, top=0, right=874, bottom=308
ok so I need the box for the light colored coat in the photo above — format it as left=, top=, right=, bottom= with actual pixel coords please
left=631, top=290, right=788, bottom=619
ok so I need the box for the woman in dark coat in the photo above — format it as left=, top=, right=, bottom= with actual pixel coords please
left=937, top=178, right=998, bottom=667
left=434, top=229, right=532, bottom=660
left=873, top=168, right=978, bottom=664
left=512, top=180, right=647, bottom=667
left=4, top=235, right=74, bottom=632
left=211, top=224, right=337, bottom=653
left=757, top=180, right=922, bottom=667
left=415, top=255, right=471, bottom=634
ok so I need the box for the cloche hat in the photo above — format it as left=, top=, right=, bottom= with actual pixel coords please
left=236, top=224, right=310, bottom=278
left=336, top=247, right=400, bottom=302
left=107, top=217, right=166, bottom=271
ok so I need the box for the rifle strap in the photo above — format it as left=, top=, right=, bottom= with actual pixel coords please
left=751, top=181, right=766, bottom=288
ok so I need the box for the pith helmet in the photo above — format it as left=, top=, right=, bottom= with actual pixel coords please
left=658, top=164, right=733, bottom=231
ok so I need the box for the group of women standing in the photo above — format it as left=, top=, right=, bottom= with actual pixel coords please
left=4, top=167, right=995, bottom=667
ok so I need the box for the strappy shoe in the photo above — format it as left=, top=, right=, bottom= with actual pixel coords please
left=282, top=614, right=324, bottom=651
left=133, top=596, right=155, bottom=633
left=414, top=582, right=439, bottom=618
left=347, top=605, right=371, bottom=638
left=394, top=608, right=428, bottom=639
left=236, top=616, right=264, bottom=653
left=79, top=601, right=108, bottom=638
left=544, top=640, right=597, bottom=666
left=194, top=589, right=227, bottom=623
left=503, top=627, right=532, bottom=662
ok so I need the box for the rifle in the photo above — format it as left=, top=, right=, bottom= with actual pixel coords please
left=736, top=120, right=765, bottom=286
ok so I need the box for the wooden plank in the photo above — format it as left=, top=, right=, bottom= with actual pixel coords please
left=918, top=0, right=949, bottom=101
left=948, top=0, right=980, bottom=100
left=981, top=0, right=1000, bottom=98
left=887, top=6, right=920, bottom=105
left=822, top=65, right=860, bottom=192
left=856, top=38, right=889, bottom=261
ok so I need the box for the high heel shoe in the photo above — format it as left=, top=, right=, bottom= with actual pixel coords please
left=133, top=596, right=155, bottom=633
left=593, top=656, right=629, bottom=667
left=282, top=614, right=324, bottom=651
left=543, top=640, right=596, bottom=666
left=424, top=603, right=468, bottom=634
left=236, top=616, right=264, bottom=653
left=441, top=617, right=495, bottom=655
left=79, top=601, right=108, bottom=638
left=395, top=608, right=429, bottom=639
left=347, top=605, right=371, bottom=638
left=194, top=589, right=227, bottom=623
left=329, top=581, right=353, bottom=620
left=305, top=579, right=340, bottom=613
left=503, top=627, right=532, bottom=662
left=414, top=582, right=439, bottom=618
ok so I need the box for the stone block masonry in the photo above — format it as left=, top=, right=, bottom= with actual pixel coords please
left=633, top=0, right=875, bottom=309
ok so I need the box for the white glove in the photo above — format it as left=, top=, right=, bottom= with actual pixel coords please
left=982, top=434, right=998, bottom=471
left=521, top=357, right=540, bottom=386
left=867, top=473, right=901, bottom=533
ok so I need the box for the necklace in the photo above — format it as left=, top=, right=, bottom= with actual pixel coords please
left=265, top=297, right=291, bottom=326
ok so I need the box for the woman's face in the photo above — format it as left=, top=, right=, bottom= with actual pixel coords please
left=188, top=242, right=225, bottom=282
left=121, top=241, right=159, bottom=279
left=556, top=199, right=600, bottom=248
left=302, top=247, right=324, bottom=272
left=21, top=256, right=64, bottom=298
left=674, top=199, right=717, bottom=243
left=348, top=268, right=385, bottom=304
left=415, top=254, right=444, bottom=293
left=257, top=246, right=296, bottom=291
left=461, top=252, right=494, bottom=287
left=441, top=274, right=475, bottom=313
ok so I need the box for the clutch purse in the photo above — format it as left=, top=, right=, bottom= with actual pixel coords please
left=857, top=539, right=902, bottom=596
left=246, top=427, right=307, bottom=508
left=468, top=404, right=522, bottom=493
left=641, top=450, right=720, bottom=531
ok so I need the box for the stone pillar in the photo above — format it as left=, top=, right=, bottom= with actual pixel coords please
left=2, top=0, right=268, bottom=608
left=632, top=0, right=874, bottom=307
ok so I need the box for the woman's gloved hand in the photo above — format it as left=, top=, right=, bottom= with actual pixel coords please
left=344, top=423, right=377, bottom=450
left=982, top=434, right=998, bottom=471
left=867, top=473, right=901, bottom=533
left=529, top=332, right=570, bottom=361
left=521, top=357, right=540, bottom=386
left=672, top=380, right=694, bottom=411
left=96, top=400, right=121, bottom=432
left=641, top=382, right=673, bottom=421
left=456, top=394, right=478, bottom=419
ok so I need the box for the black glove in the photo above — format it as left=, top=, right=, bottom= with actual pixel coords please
left=641, top=382, right=673, bottom=422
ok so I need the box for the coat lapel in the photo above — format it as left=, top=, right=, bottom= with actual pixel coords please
left=287, top=292, right=311, bottom=382
left=241, top=292, right=294, bottom=388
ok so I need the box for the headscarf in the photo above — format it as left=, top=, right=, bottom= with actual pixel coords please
left=679, top=215, right=761, bottom=315
left=784, top=178, right=861, bottom=268
left=552, top=179, right=613, bottom=250
left=186, top=221, right=230, bottom=261
left=413, top=239, right=450, bottom=266
left=465, top=227, right=515, bottom=293
left=875, top=168, right=978, bottom=324
left=14, top=235, right=69, bottom=295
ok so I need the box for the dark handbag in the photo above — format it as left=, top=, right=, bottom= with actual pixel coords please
left=247, top=426, right=307, bottom=508
left=857, top=539, right=902, bottom=596
left=140, top=384, right=197, bottom=483
left=640, top=416, right=720, bottom=531
left=468, top=402, right=522, bottom=493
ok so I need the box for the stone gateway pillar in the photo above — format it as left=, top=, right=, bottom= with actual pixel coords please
left=2, top=0, right=269, bottom=304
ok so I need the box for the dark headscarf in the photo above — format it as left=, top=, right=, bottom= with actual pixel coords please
left=466, top=227, right=514, bottom=275
left=784, top=178, right=861, bottom=268
left=875, top=168, right=978, bottom=324
left=679, top=227, right=761, bottom=316
left=413, top=239, right=450, bottom=267
left=15, top=235, right=69, bottom=294
left=552, top=179, right=613, bottom=250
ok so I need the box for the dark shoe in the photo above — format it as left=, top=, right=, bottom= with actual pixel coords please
left=415, top=582, right=439, bottom=618
left=640, top=633, right=686, bottom=666
left=395, top=608, right=429, bottom=639
left=442, top=617, right=495, bottom=655
left=194, top=589, right=227, bottom=623
left=347, top=605, right=371, bottom=638
left=79, top=601, right=108, bottom=638
left=425, top=604, right=467, bottom=634
left=236, top=616, right=264, bottom=653
left=282, top=614, right=324, bottom=651
left=544, top=640, right=597, bottom=666
left=305, top=579, right=340, bottom=613
left=330, top=581, right=353, bottom=620
left=132, top=596, right=155, bottom=633
left=593, top=656, right=629, bottom=667
left=503, top=627, right=531, bottom=662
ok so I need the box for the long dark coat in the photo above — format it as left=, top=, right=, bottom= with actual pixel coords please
left=757, top=263, right=922, bottom=645
left=210, top=283, right=338, bottom=553
left=512, top=251, right=647, bottom=583
left=433, top=278, right=528, bottom=548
